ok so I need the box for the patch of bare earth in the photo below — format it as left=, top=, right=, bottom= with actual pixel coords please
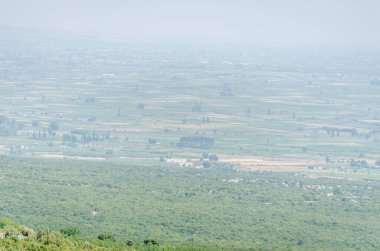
left=219, top=154, right=315, bottom=172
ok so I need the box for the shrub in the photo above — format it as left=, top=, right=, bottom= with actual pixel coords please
left=144, top=239, right=159, bottom=246
left=60, top=227, right=80, bottom=236
left=20, top=225, right=35, bottom=238
left=97, top=234, right=115, bottom=241
left=3, top=225, right=19, bottom=238
left=49, top=121, right=59, bottom=131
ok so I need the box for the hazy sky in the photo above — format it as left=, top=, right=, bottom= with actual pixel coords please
left=1, top=0, right=380, bottom=46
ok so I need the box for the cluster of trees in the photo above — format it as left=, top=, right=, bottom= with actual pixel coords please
left=85, top=97, right=96, bottom=103
left=350, top=159, right=380, bottom=169
left=201, top=153, right=219, bottom=161
left=148, top=138, right=157, bottom=144
left=201, top=153, right=219, bottom=168
left=192, top=105, right=202, bottom=112
left=30, top=121, right=59, bottom=139
left=321, top=127, right=359, bottom=137
left=0, top=115, right=23, bottom=136
left=220, top=86, right=233, bottom=96
left=177, top=136, right=214, bottom=149
left=136, top=103, right=145, bottom=110
left=201, top=118, right=210, bottom=123
left=62, top=129, right=111, bottom=144
left=350, top=159, right=369, bottom=168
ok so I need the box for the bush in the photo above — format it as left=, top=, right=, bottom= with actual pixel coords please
left=49, top=121, right=59, bottom=131
left=208, top=154, right=219, bottom=161
left=3, top=225, right=19, bottom=238
left=144, top=239, right=159, bottom=246
left=60, top=227, right=80, bottom=236
left=32, top=120, right=40, bottom=127
left=202, top=161, right=211, bottom=168
left=20, top=225, right=35, bottom=238
left=350, top=159, right=369, bottom=168
left=136, top=103, right=145, bottom=110
left=97, top=234, right=115, bottom=241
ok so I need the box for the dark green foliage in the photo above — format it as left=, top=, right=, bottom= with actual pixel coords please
left=98, top=233, right=116, bottom=241
left=144, top=239, right=159, bottom=246
left=60, top=227, right=80, bottom=236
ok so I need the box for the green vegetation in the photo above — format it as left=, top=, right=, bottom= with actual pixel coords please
left=0, top=218, right=225, bottom=251
left=0, top=156, right=379, bottom=250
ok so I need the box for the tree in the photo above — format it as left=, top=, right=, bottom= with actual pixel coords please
left=98, top=234, right=115, bottom=241
left=144, top=239, right=159, bottom=246
left=0, top=115, right=8, bottom=124
left=85, top=97, right=95, bottom=103
left=209, top=154, right=219, bottom=161
left=136, top=103, right=145, bottom=110
left=192, top=105, right=201, bottom=112
left=49, top=121, right=59, bottom=131
left=60, top=227, right=80, bottom=236
left=32, top=120, right=40, bottom=127
left=203, top=161, right=211, bottom=168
